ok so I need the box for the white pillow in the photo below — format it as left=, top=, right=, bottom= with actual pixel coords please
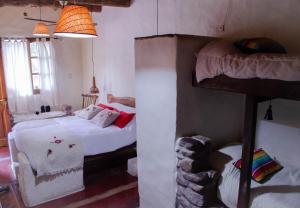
left=76, top=105, right=103, bottom=120
left=90, top=109, right=120, bottom=128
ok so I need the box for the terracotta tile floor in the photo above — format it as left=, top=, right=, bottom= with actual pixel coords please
left=0, top=147, right=139, bottom=208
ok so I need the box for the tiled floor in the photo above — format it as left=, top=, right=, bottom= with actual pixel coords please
left=0, top=147, right=139, bottom=208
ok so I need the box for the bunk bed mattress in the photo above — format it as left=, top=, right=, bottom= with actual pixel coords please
left=12, top=116, right=136, bottom=159
left=195, top=40, right=300, bottom=82
left=211, top=144, right=300, bottom=208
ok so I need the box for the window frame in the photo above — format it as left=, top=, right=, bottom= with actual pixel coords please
left=27, top=38, right=50, bottom=95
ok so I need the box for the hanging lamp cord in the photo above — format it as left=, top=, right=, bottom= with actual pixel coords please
left=92, top=39, right=95, bottom=76
left=156, top=0, right=159, bottom=35
left=39, top=0, right=41, bottom=21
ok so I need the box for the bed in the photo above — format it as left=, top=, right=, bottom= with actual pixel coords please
left=9, top=95, right=137, bottom=177
left=210, top=120, right=300, bottom=208
left=193, top=39, right=300, bottom=208
left=9, top=95, right=137, bottom=207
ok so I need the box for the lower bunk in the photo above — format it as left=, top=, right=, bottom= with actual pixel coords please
left=210, top=120, right=300, bottom=208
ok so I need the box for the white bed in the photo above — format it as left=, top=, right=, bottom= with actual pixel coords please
left=8, top=102, right=136, bottom=173
left=210, top=120, right=300, bottom=208
left=9, top=99, right=137, bottom=207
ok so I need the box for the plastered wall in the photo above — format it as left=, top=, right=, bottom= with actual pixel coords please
left=135, top=36, right=178, bottom=208
left=175, top=36, right=245, bottom=147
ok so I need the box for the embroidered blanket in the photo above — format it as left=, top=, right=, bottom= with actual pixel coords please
left=15, top=124, right=84, bottom=177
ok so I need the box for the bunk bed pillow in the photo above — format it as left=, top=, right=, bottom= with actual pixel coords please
left=90, top=109, right=120, bottom=128
left=234, top=148, right=283, bottom=183
left=234, top=38, right=287, bottom=54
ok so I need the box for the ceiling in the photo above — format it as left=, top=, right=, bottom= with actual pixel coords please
left=0, top=0, right=131, bottom=12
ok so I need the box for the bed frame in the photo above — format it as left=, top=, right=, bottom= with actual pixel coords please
left=193, top=74, right=300, bottom=208
left=84, top=142, right=136, bottom=176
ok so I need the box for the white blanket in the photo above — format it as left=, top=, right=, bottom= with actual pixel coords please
left=13, top=116, right=136, bottom=157
left=15, top=124, right=84, bottom=177
left=211, top=144, right=300, bottom=208
left=196, top=40, right=300, bottom=82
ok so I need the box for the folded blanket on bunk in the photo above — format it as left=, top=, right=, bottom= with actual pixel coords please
left=195, top=40, right=300, bottom=82
left=15, top=124, right=84, bottom=177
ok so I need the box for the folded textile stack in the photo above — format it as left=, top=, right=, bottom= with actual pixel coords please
left=175, top=136, right=220, bottom=208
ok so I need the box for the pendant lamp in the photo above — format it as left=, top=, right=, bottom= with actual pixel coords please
left=54, top=5, right=98, bottom=38
left=33, top=23, right=50, bottom=37
left=90, top=39, right=99, bottom=94
left=33, top=2, right=50, bottom=37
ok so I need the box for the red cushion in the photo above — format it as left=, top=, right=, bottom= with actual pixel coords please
left=113, top=111, right=135, bottom=128
left=98, top=104, right=115, bottom=111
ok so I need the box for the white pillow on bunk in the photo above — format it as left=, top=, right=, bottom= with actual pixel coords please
left=75, top=105, right=103, bottom=120
left=90, top=109, right=120, bottom=128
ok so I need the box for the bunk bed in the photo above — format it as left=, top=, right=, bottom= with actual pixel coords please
left=192, top=74, right=300, bottom=208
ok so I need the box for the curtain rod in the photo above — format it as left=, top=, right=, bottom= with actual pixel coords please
left=1, top=37, right=61, bottom=41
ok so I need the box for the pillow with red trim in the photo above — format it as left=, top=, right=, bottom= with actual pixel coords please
left=97, top=103, right=116, bottom=111
left=113, top=111, right=135, bottom=128
left=234, top=148, right=283, bottom=183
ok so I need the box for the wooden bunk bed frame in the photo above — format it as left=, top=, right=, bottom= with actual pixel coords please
left=193, top=74, right=300, bottom=208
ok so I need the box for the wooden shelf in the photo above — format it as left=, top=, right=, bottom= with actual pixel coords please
left=193, top=75, right=300, bottom=101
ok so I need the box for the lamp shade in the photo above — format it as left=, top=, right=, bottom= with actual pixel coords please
left=54, top=5, right=98, bottom=38
left=33, top=22, right=50, bottom=37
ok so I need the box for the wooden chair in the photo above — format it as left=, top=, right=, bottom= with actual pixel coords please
left=82, top=94, right=98, bottom=109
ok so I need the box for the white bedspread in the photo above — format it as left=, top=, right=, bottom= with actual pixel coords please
left=196, top=40, right=300, bottom=82
left=211, top=144, right=300, bottom=208
left=13, top=116, right=136, bottom=157
left=15, top=124, right=83, bottom=177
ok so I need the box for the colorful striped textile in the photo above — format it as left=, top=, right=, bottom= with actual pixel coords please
left=234, top=38, right=287, bottom=54
left=234, top=149, right=283, bottom=183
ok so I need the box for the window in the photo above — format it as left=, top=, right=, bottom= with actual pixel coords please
left=29, top=41, right=41, bottom=94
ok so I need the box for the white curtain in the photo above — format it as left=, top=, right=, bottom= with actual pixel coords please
left=1, top=39, right=34, bottom=113
left=34, top=40, right=59, bottom=108
left=1, top=39, right=59, bottom=114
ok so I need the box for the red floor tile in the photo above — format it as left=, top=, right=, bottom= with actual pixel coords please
left=81, top=186, right=139, bottom=208
left=0, top=157, right=14, bottom=183
left=0, top=147, right=9, bottom=159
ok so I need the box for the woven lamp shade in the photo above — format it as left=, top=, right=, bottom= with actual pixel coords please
left=33, top=22, right=50, bottom=37
left=54, top=5, right=98, bottom=38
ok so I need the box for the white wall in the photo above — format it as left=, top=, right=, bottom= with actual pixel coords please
left=53, top=39, right=83, bottom=110
left=81, top=0, right=176, bottom=98
left=0, top=6, right=83, bottom=110
left=135, top=36, right=178, bottom=208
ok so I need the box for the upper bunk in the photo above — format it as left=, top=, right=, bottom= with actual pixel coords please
left=192, top=38, right=300, bottom=101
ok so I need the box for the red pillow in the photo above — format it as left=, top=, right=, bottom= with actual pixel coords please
left=113, top=111, right=135, bottom=128
left=98, top=103, right=115, bottom=111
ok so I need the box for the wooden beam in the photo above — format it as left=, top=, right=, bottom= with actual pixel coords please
left=0, top=0, right=131, bottom=8
left=67, top=0, right=131, bottom=7
left=237, top=95, right=257, bottom=208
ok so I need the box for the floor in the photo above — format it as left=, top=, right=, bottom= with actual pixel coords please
left=0, top=147, right=139, bottom=208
